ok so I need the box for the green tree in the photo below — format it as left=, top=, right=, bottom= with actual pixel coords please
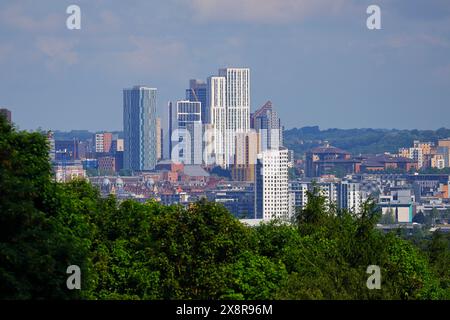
left=380, top=208, right=396, bottom=225
left=430, top=208, right=439, bottom=226
left=0, top=116, right=91, bottom=299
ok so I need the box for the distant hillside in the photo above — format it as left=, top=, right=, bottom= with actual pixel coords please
left=52, top=127, right=450, bottom=158
left=53, top=130, right=123, bottom=141
left=284, top=126, right=450, bottom=157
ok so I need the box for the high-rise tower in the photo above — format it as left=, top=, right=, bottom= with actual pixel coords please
left=123, top=86, right=157, bottom=171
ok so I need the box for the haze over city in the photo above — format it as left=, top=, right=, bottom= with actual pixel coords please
left=1, top=0, right=450, bottom=131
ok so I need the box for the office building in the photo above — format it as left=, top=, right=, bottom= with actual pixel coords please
left=123, top=86, right=158, bottom=171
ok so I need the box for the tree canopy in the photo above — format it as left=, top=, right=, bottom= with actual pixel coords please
left=0, top=115, right=449, bottom=300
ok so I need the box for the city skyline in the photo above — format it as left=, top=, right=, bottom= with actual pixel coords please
left=1, top=1, right=449, bottom=131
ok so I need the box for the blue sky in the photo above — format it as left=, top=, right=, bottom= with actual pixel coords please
left=0, top=0, right=449, bottom=131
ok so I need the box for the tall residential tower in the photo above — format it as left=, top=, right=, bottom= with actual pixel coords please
left=206, top=68, right=250, bottom=168
left=219, top=68, right=250, bottom=167
left=123, top=86, right=158, bottom=171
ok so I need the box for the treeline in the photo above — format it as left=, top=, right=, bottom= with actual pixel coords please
left=1, top=116, right=449, bottom=300
left=52, top=130, right=124, bottom=141
left=284, top=126, right=450, bottom=156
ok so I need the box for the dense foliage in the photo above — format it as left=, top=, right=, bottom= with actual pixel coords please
left=1, top=116, right=449, bottom=300
left=284, top=126, right=450, bottom=156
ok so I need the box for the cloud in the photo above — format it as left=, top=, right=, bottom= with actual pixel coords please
left=0, top=4, right=61, bottom=32
left=87, top=10, right=123, bottom=34
left=106, top=36, right=188, bottom=75
left=381, top=0, right=450, bottom=21
left=188, top=0, right=349, bottom=23
left=36, top=37, right=79, bottom=67
left=385, top=33, right=450, bottom=49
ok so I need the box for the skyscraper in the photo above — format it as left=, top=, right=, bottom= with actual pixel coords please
left=219, top=68, right=251, bottom=167
left=207, top=75, right=226, bottom=167
left=186, top=79, right=208, bottom=124
left=232, top=131, right=260, bottom=182
left=156, top=118, right=162, bottom=161
left=255, top=148, right=290, bottom=221
left=251, top=101, right=283, bottom=151
left=123, top=86, right=157, bottom=171
left=169, top=100, right=202, bottom=164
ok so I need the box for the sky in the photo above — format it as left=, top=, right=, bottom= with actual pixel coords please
left=0, top=0, right=449, bottom=131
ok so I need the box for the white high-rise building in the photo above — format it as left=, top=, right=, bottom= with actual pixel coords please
left=219, top=68, right=250, bottom=167
left=289, top=179, right=367, bottom=215
left=207, top=68, right=250, bottom=168
left=207, top=76, right=226, bottom=167
left=255, top=148, right=290, bottom=221
left=338, top=181, right=366, bottom=214
left=169, top=100, right=202, bottom=165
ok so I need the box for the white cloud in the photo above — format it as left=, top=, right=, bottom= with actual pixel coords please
left=36, top=37, right=79, bottom=67
left=385, top=34, right=450, bottom=49
left=0, top=4, right=61, bottom=32
left=114, top=36, right=187, bottom=73
left=188, top=0, right=348, bottom=23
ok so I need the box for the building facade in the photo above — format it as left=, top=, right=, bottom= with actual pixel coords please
left=123, top=86, right=158, bottom=171
left=169, top=100, right=202, bottom=165
left=95, top=132, right=113, bottom=153
left=232, top=131, right=260, bottom=182
left=207, top=76, right=226, bottom=167
left=251, top=100, right=283, bottom=151
left=186, top=79, right=208, bottom=124
left=255, top=148, right=290, bottom=221
left=219, top=68, right=251, bottom=167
